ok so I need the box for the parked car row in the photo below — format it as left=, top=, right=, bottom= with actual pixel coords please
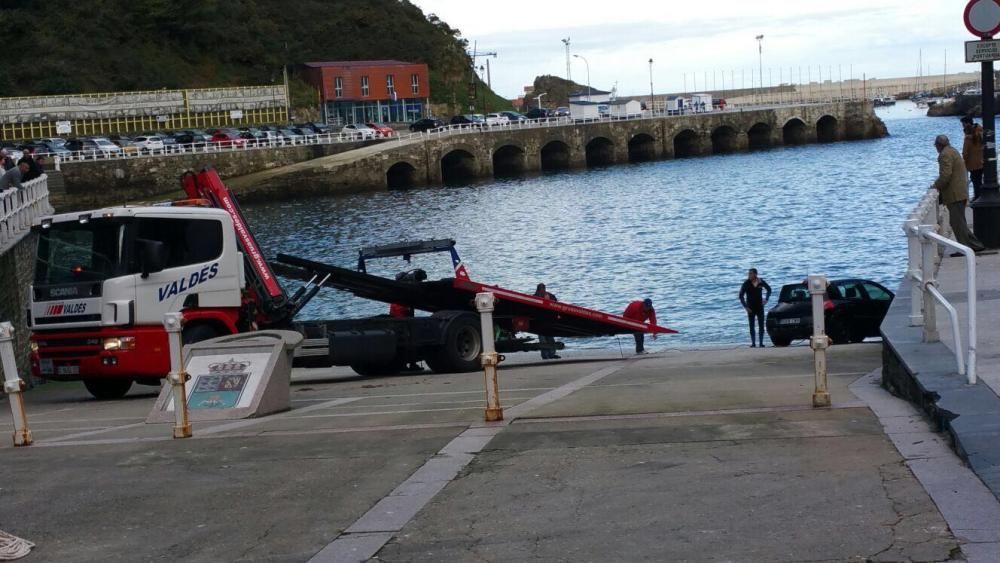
left=4, top=122, right=348, bottom=158
left=408, top=109, right=574, bottom=133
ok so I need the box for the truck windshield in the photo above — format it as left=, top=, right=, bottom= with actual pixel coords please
left=34, top=220, right=124, bottom=285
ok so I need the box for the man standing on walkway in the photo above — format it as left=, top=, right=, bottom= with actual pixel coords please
left=933, top=134, right=985, bottom=253
left=623, top=298, right=657, bottom=354
left=961, top=116, right=983, bottom=201
left=739, top=268, right=772, bottom=347
left=534, top=283, right=560, bottom=360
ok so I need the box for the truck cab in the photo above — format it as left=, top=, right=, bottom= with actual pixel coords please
left=29, top=206, right=245, bottom=398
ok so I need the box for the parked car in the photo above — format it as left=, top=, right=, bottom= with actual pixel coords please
left=765, top=278, right=894, bottom=347
left=291, top=126, right=318, bottom=139
left=173, top=132, right=208, bottom=147
left=22, top=140, right=70, bottom=157
left=210, top=130, right=247, bottom=148
left=449, top=114, right=485, bottom=128
left=524, top=108, right=553, bottom=120
left=159, top=133, right=178, bottom=151
left=366, top=122, right=394, bottom=137
left=308, top=122, right=333, bottom=134
left=64, top=137, right=121, bottom=156
left=0, top=144, right=24, bottom=162
left=132, top=135, right=165, bottom=152
left=554, top=107, right=571, bottom=117
left=501, top=111, right=527, bottom=122
left=110, top=137, right=139, bottom=155
left=485, top=113, right=510, bottom=126
left=278, top=128, right=304, bottom=143
left=409, top=117, right=445, bottom=132
left=341, top=124, right=378, bottom=140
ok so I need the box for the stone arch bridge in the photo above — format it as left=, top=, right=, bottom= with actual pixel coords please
left=227, top=101, right=886, bottom=199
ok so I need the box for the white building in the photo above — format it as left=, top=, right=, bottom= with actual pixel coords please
left=568, top=88, right=612, bottom=104
left=607, top=99, right=642, bottom=118
left=569, top=101, right=601, bottom=120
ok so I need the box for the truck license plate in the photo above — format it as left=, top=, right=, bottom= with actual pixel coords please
left=40, top=359, right=54, bottom=375
left=779, top=318, right=801, bottom=325
left=56, top=365, right=80, bottom=376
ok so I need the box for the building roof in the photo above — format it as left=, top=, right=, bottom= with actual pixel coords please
left=303, top=60, right=420, bottom=68
left=569, top=100, right=604, bottom=105
left=607, top=99, right=639, bottom=105
left=568, top=88, right=612, bottom=97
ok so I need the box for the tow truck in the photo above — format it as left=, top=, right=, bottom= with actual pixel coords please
left=27, top=168, right=675, bottom=399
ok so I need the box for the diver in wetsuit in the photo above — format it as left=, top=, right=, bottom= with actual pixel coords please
left=739, top=268, right=772, bottom=347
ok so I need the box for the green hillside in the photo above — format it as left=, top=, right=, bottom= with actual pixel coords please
left=0, top=0, right=507, bottom=115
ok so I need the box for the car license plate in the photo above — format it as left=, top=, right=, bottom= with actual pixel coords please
left=39, top=359, right=54, bottom=375
left=779, top=318, right=801, bottom=325
left=56, top=365, right=79, bottom=376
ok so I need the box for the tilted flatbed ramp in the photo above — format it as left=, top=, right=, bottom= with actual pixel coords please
left=274, top=253, right=677, bottom=338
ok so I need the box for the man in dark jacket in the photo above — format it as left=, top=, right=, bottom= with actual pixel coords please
left=739, top=268, right=772, bottom=347
left=534, top=283, right=560, bottom=359
left=934, top=134, right=985, bottom=253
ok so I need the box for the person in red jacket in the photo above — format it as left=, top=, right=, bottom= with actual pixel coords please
left=623, top=298, right=657, bottom=354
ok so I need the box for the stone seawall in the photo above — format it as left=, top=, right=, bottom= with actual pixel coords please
left=55, top=140, right=374, bottom=211
left=0, top=233, right=37, bottom=383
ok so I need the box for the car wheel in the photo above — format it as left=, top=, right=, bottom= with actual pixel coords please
left=769, top=335, right=792, bottom=347
left=827, top=314, right=851, bottom=345
left=83, top=378, right=133, bottom=400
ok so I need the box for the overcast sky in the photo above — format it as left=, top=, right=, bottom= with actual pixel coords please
left=413, top=0, right=983, bottom=98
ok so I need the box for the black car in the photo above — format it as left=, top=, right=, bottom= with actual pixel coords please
left=449, top=114, right=484, bottom=128
left=765, top=278, right=894, bottom=347
left=501, top=111, right=527, bottom=122
left=524, top=108, right=553, bottom=120
left=409, top=117, right=445, bottom=132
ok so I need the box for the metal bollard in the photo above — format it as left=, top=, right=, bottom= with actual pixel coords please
left=163, top=313, right=192, bottom=438
left=903, top=219, right=923, bottom=326
left=475, top=292, right=503, bottom=422
left=0, top=322, right=32, bottom=446
left=808, top=274, right=831, bottom=408
left=918, top=225, right=939, bottom=343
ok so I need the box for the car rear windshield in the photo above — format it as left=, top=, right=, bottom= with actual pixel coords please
left=778, top=283, right=810, bottom=302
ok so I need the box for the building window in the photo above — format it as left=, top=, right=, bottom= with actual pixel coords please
left=334, top=77, right=343, bottom=98
left=411, top=74, right=419, bottom=95
left=361, top=76, right=369, bottom=97
left=386, top=74, right=395, bottom=96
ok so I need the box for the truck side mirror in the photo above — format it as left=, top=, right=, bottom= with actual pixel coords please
left=138, top=238, right=168, bottom=279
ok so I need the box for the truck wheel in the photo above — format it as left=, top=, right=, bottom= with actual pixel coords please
left=84, top=378, right=133, bottom=400
left=427, top=315, right=482, bottom=373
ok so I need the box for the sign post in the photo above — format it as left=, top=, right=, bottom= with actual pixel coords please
left=966, top=0, right=1000, bottom=247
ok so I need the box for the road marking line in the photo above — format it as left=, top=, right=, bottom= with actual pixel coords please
left=198, top=397, right=364, bottom=435
left=39, top=422, right=148, bottom=444
left=290, top=386, right=558, bottom=403
left=310, top=360, right=629, bottom=562
left=512, top=402, right=868, bottom=425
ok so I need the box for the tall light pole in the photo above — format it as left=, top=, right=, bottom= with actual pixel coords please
left=561, top=38, right=572, bottom=82
left=537, top=92, right=547, bottom=109
left=573, top=54, right=591, bottom=101
left=648, top=58, right=654, bottom=113
left=755, top=34, right=764, bottom=104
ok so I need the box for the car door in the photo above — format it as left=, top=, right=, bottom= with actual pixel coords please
left=859, top=282, right=894, bottom=335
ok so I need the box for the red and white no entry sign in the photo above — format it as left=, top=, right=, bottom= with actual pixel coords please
left=966, top=0, right=1000, bottom=37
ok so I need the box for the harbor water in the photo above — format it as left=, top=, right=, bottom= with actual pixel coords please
left=246, top=102, right=958, bottom=349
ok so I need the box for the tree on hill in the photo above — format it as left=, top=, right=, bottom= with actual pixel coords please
left=524, top=75, right=589, bottom=109
left=0, top=0, right=505, bottom=115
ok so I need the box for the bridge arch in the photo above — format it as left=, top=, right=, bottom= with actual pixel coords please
left=817, top=115, right=838, bottom=143
left=673, top=129, right=700, bottom=158
left=585, top=136, right=615, bottom=167
left=747, top=123, right=772, bottom=150
left=782, top=118, right=807, bottom=145
left=711, top=125, right=738, bottom=154
left=628, top=132, right=657, bottom=162
left=386, top=161, right=418, bottom=190
left=492, top=144, right=526, bottom=177
left=441, top=148, right=478, bottom=184
left=541, top=140, right=571, bottom=171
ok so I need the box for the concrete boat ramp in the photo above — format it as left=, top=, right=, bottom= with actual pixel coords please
left=4, top=341, right=997, bottom=561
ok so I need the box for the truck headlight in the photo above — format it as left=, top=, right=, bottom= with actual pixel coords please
left=103, top=336, right=136, bottom=351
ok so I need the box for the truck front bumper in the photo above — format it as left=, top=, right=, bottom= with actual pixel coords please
left=30, top=326, right=170, bottom=381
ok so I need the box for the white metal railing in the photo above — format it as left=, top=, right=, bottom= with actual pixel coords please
left=0, top=173, right=52, bottom=253
left=902, top=188, right=977, bottom=384
left=39, top=99, right=864, bottom=164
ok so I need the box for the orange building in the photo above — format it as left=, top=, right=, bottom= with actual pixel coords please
left=302, top=60, right=430, bottom=125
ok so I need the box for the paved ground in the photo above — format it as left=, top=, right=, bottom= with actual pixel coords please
left=0, top=343, right=987, bottom=561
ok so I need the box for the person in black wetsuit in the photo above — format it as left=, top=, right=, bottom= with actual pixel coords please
left=739, top=268, right=772, bottom=347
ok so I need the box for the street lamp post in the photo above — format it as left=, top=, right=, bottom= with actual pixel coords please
left=574, top=54, right=591, bottom=101
left=537, top=92, right=548, bottom=109
left=648, top=58, right=655, bottom=114
left=755, top=34, right=764, bottom=104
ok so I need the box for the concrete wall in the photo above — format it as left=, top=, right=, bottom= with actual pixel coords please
left=0, top=233, right=37, bottom=383
left=55, top=140, right=372, bottom=211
